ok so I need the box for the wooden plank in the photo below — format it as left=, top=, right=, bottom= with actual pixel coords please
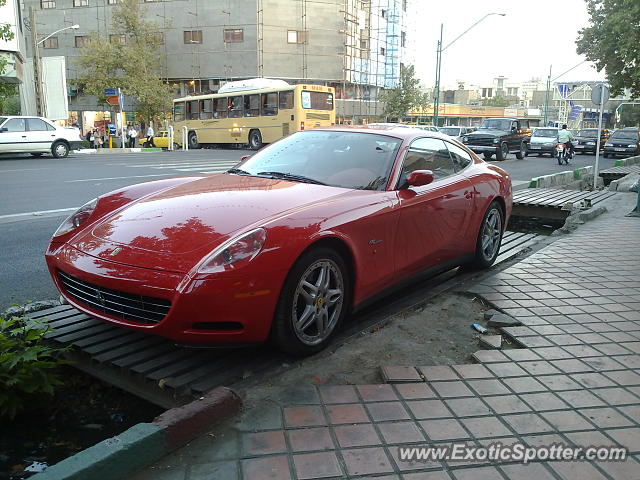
left=72, top=327, right=134, bottom=349
left=92, top=336, right=163, bottom=363
left=46, top=313, right=93, bottom=330
left=130, top=348, right=198, bottom=376
left=30, top=305, right=76, bottom=319
left=46, top=318, right=103, bottom=340
left=514, top=189, right=566, bottom=204
left=111, top=343, right=179, bottom=369
left=146, top=352, right=219, bottom=382
left=81, top=331, right=143, bottom=355
left=55, top=323, right=115, bottom=344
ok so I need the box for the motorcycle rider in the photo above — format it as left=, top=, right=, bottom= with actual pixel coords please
left=557, top=124, right=574, bottom=159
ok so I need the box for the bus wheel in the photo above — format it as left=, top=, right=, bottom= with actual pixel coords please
left=188, top=131, right=200, bottom=149
left=249, top=129, right=262, bottom=150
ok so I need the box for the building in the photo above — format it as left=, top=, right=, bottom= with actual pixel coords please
left=0, top=0, right=28, bottom=114
left=23, top=0, right=410, bottom=129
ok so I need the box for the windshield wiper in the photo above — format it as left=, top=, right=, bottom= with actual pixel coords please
left=257, top=171, right=327, bottom=185
left=227, top=168, right=252, bottom=176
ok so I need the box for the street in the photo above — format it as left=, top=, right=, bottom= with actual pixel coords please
left=0, top=148, right=616, bottom=311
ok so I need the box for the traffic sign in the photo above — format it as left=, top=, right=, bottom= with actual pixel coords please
left=105, top=96, right=119, bottom=106
left=591, top=84, right=609, bottom=105
left=104, top=88, right=118, bottom=96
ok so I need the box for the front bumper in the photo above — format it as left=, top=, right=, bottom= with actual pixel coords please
left=465, top=145, right=497, bottom=153
left=46, top=242, right=288, bottom=344
left=527, top=144, right=555, bottom=153
left=574, top=143, right=597, bottom=153
left=604, top=146, right=638, bottom=156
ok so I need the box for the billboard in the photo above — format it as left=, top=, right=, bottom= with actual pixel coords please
left=41, top=56, right=69, bottom=120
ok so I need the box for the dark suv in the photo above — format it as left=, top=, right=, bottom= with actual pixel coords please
left=573, top=128, right=609, bottom=154
left=462, top=117, right=532, bottom=161
left=604, top=127, right=640, bottom=158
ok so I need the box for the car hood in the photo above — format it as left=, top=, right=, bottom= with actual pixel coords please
left=466, top=129, right=508, bottom=138
left=70, top=174, right=353, bottom=272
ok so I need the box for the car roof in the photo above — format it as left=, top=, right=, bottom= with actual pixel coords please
left=315, top=125, right=454, bottom=141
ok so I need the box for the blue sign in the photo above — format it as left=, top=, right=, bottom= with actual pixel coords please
left=107, top=123, right=117, bottom=135
left=104, top=88, right=118, bottom=96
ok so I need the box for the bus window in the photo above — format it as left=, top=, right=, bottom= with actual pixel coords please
left=303, top=91, right=334, bottom=110
left=244, top=94, right=260, bottom=117
left=229, top=96, right=243, bottom=118
left=199, top=99, right=212, bottom=120
left=279, top=90, right=294, bottom=110
left=173, top=103, right=185, bottom=122
left=187, top=100, right=199, bottom=120
left=262, top=92, right=278, bottom=116
left=213, top=98, right=228, bottom=119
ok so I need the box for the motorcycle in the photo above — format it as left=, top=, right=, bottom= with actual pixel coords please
left=555, top=142, right=571, bottom=165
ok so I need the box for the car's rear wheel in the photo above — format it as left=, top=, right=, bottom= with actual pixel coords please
left=515, top=142, right=526, bottom=159
left=495, top=142, right=508, bottom=161
left=188, top=131, right=200, bottom=149
left=51, top=141, right=69, bottom=158
left=248, top=129, right=263, bottom=150
left=483, top=152, right=493, bottom=161
left=470, top=201, right=503, bottom=269
left=271, top=247, right=350, bottom=356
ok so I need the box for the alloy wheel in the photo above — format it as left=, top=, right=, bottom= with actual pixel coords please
left=481, top=208, right=502, bottom=262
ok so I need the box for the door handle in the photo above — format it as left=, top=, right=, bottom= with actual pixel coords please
left=21, top=135, right=27, bottom=138
left=464, top=190, right=474, bottom=199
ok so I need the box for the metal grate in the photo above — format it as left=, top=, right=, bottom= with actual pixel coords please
left=57, top=270, right=171, bottom=324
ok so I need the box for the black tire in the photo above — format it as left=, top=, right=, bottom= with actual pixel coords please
left=188, top=131, right=200, bottom=149
left=248, top=129, right=263, bottom=150
left=495, top=142, right=508, bottom=161
left=51, top=141, right=69, bottom=158
left=470, top=201, right=503, bottom=269
left=30, top=153, right=43, bottom=157
left=483, top=152, right=493, bottom=161
left=515, top=142, right=526, bottom=159
left=270, top=247, right=351, bottom=356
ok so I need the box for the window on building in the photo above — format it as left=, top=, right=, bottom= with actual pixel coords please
left=224, top=28, right=243, bottom=43
left=153, top=32, right=164, bottom=45
left=402, top=0, right=407, bottom=11
left=107, top=0, right=118, bottom=4
left=109, top=34, right=126, bottom=45
left=184, top=30, right=202, bottom=44
left=287, top=30, right=308, bottom=44
left=380, top=47, right=385, bottom=56
left=73, top=0, right=88, bottom=6
left=144, top=0, right=162, bottom=2
left=75, top=35, right=89, bottom=48
left=41, top=0, right=56, bottom=8
left=42, top=36, right=58, bottom=49
left=401, top=31, right=406, bottom=48
left=381, top=9, right=386, bottom=18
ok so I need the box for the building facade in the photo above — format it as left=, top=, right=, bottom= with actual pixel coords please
left=0, top=0, right=28, bottom=114
left=23, top=0, right=410, bottom=128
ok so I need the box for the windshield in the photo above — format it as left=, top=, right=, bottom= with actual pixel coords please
left=480, top=119, right=512, bottom=130
left=235, top=130, right=402, bottom=190
left=612, top=130, right=639, bottom=140
left=439, top=127, right=461, bottom=136
left=578, top=129, right=598, bottom=138
left=532, top=129, right=558, bottom=138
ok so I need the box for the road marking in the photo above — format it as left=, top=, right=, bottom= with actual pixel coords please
left=0, top=167, right=53, bottom=173
left=0, top=207, right=78, bottom=224
left=120, top=161, right=239, bottom=168
left=65, top=173, right=176, bottom=183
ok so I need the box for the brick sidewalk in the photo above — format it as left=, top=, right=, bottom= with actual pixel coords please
left=132, top=200, right=640, bottom=480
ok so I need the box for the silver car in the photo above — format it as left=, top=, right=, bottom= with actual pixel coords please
left=526, top=127, right=559, bottom=157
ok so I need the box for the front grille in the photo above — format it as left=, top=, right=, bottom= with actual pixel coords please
left=467, top=136, right=495, bottom=146
left=57, top=270, right=171, bottom=324
left=306, top=112, right=330, bottom=120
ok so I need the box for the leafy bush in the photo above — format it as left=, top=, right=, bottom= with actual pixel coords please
left=0, top=315, right=68, bottom=420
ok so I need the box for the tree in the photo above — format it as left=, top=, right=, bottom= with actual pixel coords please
left=76, top=0, right=172, bottom=123
left=0, top=0, right=19, bottom=115
left=576, top=0, right=640, bottom=98
left=379, top=64, right=430, bottom=121
left=480, top=95, right=511, bottom=108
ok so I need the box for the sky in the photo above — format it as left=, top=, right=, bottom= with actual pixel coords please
left=407, top=0, right=605, bottom=89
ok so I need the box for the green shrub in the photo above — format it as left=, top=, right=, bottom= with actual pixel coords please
left=0, top=315, right=68, bottom=419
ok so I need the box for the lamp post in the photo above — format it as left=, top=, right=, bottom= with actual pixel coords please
left=31, top=10, right=79, bottom=116
left=433, top=13, right=505, bottom=127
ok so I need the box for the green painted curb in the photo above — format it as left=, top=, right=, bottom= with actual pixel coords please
left=140, top=148, right=162, bottom=152
left=614, top=160, right=622, bottom=166
left=528, top=178, right=539, bottom=188
left=31, top=423, right=165, bottom=480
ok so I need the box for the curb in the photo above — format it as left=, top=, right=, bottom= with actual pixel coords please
left=31, top=387, right=242, bottom=480
left=528, top=166, right=593, bottom=188
left=614, top=155, right=640, bottom=167
left=72, top=148, right=164, bottom=154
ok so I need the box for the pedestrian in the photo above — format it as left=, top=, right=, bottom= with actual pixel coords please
left=627, top=177, right=640, bottom=217
left=146, top=124, right=155, bottom=148
left=88, top=129, right=95, bottom=149
left=128, top=124, right=138, bottom=148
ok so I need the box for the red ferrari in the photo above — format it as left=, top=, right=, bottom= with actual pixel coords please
left=46, top=127, right=511, bottom=355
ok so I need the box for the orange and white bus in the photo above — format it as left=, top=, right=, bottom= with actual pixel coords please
left=172, top=79, right=335, bottom=150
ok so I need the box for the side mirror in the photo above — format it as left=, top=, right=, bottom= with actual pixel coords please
left=511, top=126, right=517, bottom=132
left=406, top=170, right=434, bottom=187
left=0, top=127, right=7, bottom=133
left=239, top=155, right=250, bottom=162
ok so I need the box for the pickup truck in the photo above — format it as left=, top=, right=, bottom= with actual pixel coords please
left=462, top=117, right=533, bottom=161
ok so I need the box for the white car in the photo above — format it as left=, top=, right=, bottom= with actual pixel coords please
left=438, top=126, right=476, bottom=142
left=0, top=115, right=83, bottom=158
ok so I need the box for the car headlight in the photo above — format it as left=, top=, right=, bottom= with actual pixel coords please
left=493, top=138, right=500, bottom=144
left=54, top=198, right=98, bottom=236
left=586, top=141, right=596, bottom=145
left=605, top=142, right=613, bottom=147
left=462, top=136, right=468, bottom=142
left=197, top=228, right=267, bottom=274
left=628, top=144, right=636, bottom=148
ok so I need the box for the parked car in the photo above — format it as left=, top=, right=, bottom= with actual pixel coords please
left=573, top=128, right=609, bottom=154
left=604, top=127, right=640, bottom=158
left=461, top=117, right=533, bottom=161
left=439, top=126, right=475, bottom=142
left=143, top=130, right=170, bottom=149
left=0, top=115, right=83, bottom=158
left=526, top=127, right=559, bottom=157
left=368, top=123, right=439, bottom=132
left=46, top=126, right=511, bottom=355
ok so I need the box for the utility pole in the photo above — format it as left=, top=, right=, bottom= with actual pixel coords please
left=29, top=7, right=42, bottom=116
left=543, top=64, right=552, bottom=126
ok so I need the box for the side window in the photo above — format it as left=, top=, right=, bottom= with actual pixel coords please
left=229, top=96, right=243, bottom=118
left=511, top=121, right=517, bottom=131
left=173, top=103, right=185, bottom=122
left=213, top=98, right=228, bottom=119
left=279, top=90, right=294, bottom=110
left=4, top=118, right=26, bottom=132
left=187, top=100, right=199, bottom=120
left=199, top=99, right=212, bottom=120
left=398, top=137, right=455, bottom=187
left=445, top=142, right=472, bottom=171
left=27, top=118, right=52, bottom=131
left=262, top=92, right=278, bottom=116
left=244, top=94, right=260, bottom=117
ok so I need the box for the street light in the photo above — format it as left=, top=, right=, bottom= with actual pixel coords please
left=36, top=24, right=80, bottom=46
left=432, top=13, right=505, bottom=126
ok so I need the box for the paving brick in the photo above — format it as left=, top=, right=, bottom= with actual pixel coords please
left=521, top=433, right=566, bottom=448
left=242, top=431, right=287, bottom=456
left=604, top=369, right=640, bottom=386
left=387, top=445, right=442, bottom=471
left=519, top=392, right=569, bottom=411
left=605, top=427, right=640, bottom=452
left=293, top=451, right=342, bottom=480
left=483, top=395, right=532, bottom=414
left=502, top=349, right=540, bottom=362
left=499, top=463, right=556, bottom=480
left=418, top=365, right=459, bottom=381
left=377, top=421, right=425, bottom=444
left=241, top=455, right=292, bottom=480
left=547, top=461, right=608, bottom=480
left=572, top=372, right=617, bottom=388
left=366, top=402, right=410, bottom=422
left=452, top=466, right=506, bottom=480
left=471, top=350, right=508, bottom=363
left=394, top=383, right=436, bottom=400
left=467, top=379, right=511, bottom=396
left=461, top=416, right=512, bottom=438
left=287, top=427, right=335, bottom=453
left=326, top=404, right=369, bottom=425
left=557, top=390, right=606, bottom=408
left=564, top=430, right=616, bottom=448
left=579, top=407, right=634, bottom=428
left=531, top=346, right=574, bottom=360
left=381, top=366, right=422, bottom=383
left=541, top=411, right=595, bottom=431
left=357, top=384, right=399, bottom=402
left=284, top=406, right=327, bottom=428
left=445, top=397, right=492, bottom=417
left=333, top=424, right=381, bottom=448
left=452, top=364, right=494, bottom=379
left=403, top=472, right=452, bottom=480
left=485, top=363, right=528, bottom=378
left=550, top=358, right=594, bottom=374
left=502, top=376, right=547, bottom=394
left=318, top=385, right=359, bottom=404
left=431, top=381, right=474, bottom=398
left=502, top=413, right=554, bottom=434
left=407, top=399, right=453, bottom=419
left=537, top=374, right=583, bottom=391
left=420, top=418, right=470, bottom=441
left=592, top=387, right=640, bottom=406
left=342, top=447, right=394, bottom=476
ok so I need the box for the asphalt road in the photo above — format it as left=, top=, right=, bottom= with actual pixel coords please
left=0, top=147, right=617, bottom=311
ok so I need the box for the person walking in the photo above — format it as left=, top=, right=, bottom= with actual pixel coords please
left=127, top=124, right=137, bottom=148
left=146, top=124, right=155, bottom=148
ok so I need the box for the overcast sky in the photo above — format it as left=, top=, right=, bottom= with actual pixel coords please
left=407, top=0, right=605, bottom=89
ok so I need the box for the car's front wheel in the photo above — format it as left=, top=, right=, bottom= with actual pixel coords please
left=188, top=131, right=200, bottom=149
left=495, top=142, right=509, bottom=161
left=515, top=142, right=526, bottom=159
left=51, top=141, right=69, bottom=158
left=271, top=247, right=350, bottom=356
left=471, top=201, right=503, bottom=269
left=483, top=152, right=493, bottom=161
